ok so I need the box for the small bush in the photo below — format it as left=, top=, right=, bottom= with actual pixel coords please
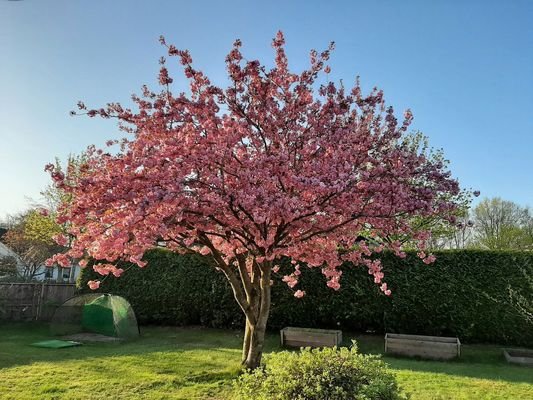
left=234, top=343, right=407, bottom=400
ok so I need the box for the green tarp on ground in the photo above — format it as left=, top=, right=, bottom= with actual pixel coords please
left=30, top=340, right=81, bottom=349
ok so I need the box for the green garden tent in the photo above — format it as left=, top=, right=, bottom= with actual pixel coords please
left=50, top=293, right=139, bottom=339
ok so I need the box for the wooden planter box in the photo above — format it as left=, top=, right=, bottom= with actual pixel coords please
left=280, top=327, right=342, bottom=348
left=503, top=348, right=533, bottom=367
left=385, top=333, right=460, bottom=360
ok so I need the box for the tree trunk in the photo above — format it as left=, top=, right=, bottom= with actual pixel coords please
left=242, top=320, right=252, bottom=364
left=242, top=311, right=268, bottom=369
left=241, top=266, right=271, bottom=369
left=201, top=237, right=273, bottom=370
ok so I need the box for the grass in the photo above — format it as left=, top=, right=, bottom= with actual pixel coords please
left=0, top=323, right=532, bottom=399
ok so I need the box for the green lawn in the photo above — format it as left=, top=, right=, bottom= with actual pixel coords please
left=0, top=323, right=532, bottom=400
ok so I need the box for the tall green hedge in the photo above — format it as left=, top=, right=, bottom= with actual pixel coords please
left=79, top=249, right=533, bottom=346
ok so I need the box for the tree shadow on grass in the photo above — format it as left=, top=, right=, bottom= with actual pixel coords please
left=0, top=322, right=245, bottom=370
left=345, top=332, right=533, bottom=385
left=2, top=322, right=532, bottom=387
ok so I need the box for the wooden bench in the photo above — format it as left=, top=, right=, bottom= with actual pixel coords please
left=280, top=327, right=342, bottom=348
left=385, top=333, right=460, bottom=360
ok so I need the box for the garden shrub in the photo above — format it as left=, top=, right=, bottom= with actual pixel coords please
left=79, top=249, right=533, bottom=346
left=233, top=343, right=407, bottom=400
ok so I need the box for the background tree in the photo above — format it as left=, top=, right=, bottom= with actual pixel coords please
left=422, top=197, right=533, bottom=250
left=376, top=131, right=476, bottom=251
left=39, top=154, right=86, bottom=212
left=23, top=209, right=63, bottom=243
left=1, top=210, right=64, bottom=281
left=0, top=154, right=86, bottom=282
left=35, top=154, right=86, bottom=280
left=426, top=209, right=476, bottom=249
left=46, top=32, right=462, bottom=369
left=471, top=197, right=533, bottom=250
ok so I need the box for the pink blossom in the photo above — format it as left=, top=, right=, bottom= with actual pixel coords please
left=93, top=264, right=110, bottom=275
left=423, top=254, right=436, bottom=264
left=51, top=171, right=65, bottom=183
left=45, top=253, right=71, bottom=267
left=183, top=237, right=195, bottom=246
left=158, top=67, right=173, bottom=85
left=88, top=280, right=100, bottom=290
left=327, top=279, right=341, bottom=291
left=199, top=247, right=211, bottom=256
left=380, top=283, right=391, bottom=296
left=93, top=263, right=124, bottom=277
left=282, top=275, right=298, bottom=288
left=53, top=234, right=68, bottom=247
left=294, top=290, right=305, bottom=298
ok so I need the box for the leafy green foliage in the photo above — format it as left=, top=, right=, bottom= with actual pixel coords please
left=472, top=197, right=533, bottom=250
left=234, top=343, right=407, bottom=400
left=79, top=249, right=533, bottom=346
left=23, top=210, right=63, bottom=245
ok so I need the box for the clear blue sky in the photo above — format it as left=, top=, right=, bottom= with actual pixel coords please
left=1, top=0, right=531, bottom=218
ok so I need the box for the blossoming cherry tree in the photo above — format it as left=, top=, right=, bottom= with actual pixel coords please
left=46, top=32, right=461, bottom=369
